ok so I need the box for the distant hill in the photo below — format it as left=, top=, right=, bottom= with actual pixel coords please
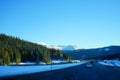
left=40, top=42, right=80, bottom=51
left=62, top=45, right=80, bottom=51
left=63, top=46, right=120, bottom=60
left=0, top=34, right=71, bottom=65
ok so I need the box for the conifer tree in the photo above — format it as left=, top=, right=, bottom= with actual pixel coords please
left=0, top=34, right=71, bottom=65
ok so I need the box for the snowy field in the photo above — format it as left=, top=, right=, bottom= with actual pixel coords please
left=98, top=60, right=120, bottom=67
left=0, top=62, right=86, bottom=77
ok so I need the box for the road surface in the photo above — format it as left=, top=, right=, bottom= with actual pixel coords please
left=1, top=62, right=120, bottom=80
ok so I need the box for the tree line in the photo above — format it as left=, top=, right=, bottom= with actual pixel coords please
left=0, top=34, right=71, bottom=65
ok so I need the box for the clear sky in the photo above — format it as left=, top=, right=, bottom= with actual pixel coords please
left=0, top=0, right=120, bottom=48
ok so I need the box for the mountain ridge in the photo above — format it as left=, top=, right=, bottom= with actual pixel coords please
left=62, top=45, right=120, bottom=60
left=39, top=42, right=80, bottom=51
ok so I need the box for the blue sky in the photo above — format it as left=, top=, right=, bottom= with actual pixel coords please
left=0, top=0, right=120, bottom=48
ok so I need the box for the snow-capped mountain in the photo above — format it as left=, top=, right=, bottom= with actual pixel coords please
left=62, top=45, right=80, bottom=51
left=63, top=46, right=120, bottom=60
left=39, top=42, right=80, bottom=51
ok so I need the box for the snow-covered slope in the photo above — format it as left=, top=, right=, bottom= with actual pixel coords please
left=39, top=42, right=80, bottom=51
left=98, top=60, right=120, bottom=67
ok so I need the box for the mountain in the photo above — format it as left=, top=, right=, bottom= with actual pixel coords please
left=62, top=45, right=79, bottom=51
left=39, top=42, right=80, bottom=51
left=63, top=46, right=120, bottom=60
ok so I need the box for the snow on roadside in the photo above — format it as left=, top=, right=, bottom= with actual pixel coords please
left=98, top=60, right=120, bottom=67
left=98, top=61, right=114, bottom=66
left=114, top=60, right=120, bottom=66
left=0, top=62, right=87, bottom=77
left=52, top=60, right=67, bottom=63
left=10, top=62, right=37, bottom=65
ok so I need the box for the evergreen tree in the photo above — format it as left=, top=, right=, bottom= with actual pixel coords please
left=0, top=34, right=71, bottom=65
left=15, top=49, right=21, bottom=64
left=5, top=51, right=11, bottom=65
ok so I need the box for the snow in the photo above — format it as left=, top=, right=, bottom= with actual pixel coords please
left=10, top=62, right=37, bottom=65
left=39, top=42, right=48, bottom=46
left=39, top=42, right=63, bottom=50
left=104, top=48, right=110, bottom=51
left=62, top=45, right=76, bottom=51
left=98, top=61, right=114, bottom=66
left=0, top=62, right=86, bottom=77
left=98, top=60, right=120, bottom=67
left=52, top=60, right=67, bottom=63
left=98, top=48, right=110, bottom=52
left=39, top=42, right=80, bottom=50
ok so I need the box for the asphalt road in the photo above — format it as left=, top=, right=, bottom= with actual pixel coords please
left=1, top=62, right=120, bottom=80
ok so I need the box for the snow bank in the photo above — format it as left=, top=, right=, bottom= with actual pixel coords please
left=0, top=62, right=86, bottom=77
left=10, top=62, right=37, bottom=65
left=98, top=60, right=120, bottom=67
left=98, top=62, right=114, bottom=66
left=52, top=60, right=67, bottom=63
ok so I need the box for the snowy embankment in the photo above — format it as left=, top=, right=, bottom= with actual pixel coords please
left=0, top=62, right=87, bottom=77
left=98, top=60, right=120, bottom=67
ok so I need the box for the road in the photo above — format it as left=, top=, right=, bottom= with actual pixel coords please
left=1, top=62, right=120, bottom=80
